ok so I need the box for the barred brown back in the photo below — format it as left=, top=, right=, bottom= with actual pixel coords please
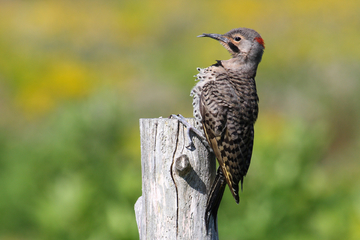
left=193, top=65, right=258, bottom=203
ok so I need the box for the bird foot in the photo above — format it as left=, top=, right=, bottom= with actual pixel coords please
left=169, top=114, right=207, bottom=150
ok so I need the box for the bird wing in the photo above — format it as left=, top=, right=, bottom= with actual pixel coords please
left=200, top=79, right=254, bottom=203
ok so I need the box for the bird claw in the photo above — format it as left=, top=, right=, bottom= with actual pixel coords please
left=185, top=142, right=195, bottom=150
left=169, top=114, right=205, bottom=150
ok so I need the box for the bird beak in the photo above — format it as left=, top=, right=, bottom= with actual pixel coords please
left=197, top=33, right=229, bottom=43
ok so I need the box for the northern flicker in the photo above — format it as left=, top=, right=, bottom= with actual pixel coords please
left=171, top=27, right=264, bottom=231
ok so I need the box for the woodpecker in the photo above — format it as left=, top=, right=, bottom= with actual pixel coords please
left=171, top=27, right=264, bottom=231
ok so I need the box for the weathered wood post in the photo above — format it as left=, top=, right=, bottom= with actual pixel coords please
left=135, top=118, right=218, bottom=239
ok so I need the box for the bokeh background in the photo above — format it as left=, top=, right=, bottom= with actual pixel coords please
left=1, top=0, right=359, bottom=239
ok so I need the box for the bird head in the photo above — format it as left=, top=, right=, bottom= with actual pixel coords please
left=198, top=28, right=264, bottom=63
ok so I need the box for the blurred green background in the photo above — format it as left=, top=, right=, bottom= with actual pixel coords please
left=1, top=0, right=359, bottom=239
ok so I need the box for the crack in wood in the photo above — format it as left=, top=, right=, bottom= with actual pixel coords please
left=170, top=120, right=180, bottom=237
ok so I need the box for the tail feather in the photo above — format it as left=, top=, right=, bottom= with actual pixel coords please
left=205, top=167, right=227, bottom=232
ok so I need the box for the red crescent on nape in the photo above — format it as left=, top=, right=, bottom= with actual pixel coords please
left=255, top=37, right=265, bottom=48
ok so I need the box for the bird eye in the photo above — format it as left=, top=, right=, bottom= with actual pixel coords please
left=234, top=36, right=241, bottom=41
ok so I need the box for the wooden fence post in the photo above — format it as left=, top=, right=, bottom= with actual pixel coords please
left=135, top=118, right=218, bottom=239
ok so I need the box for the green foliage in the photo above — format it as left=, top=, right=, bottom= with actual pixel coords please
left=0, top=92, right=141, bottom=239
left=0, top=0, right=360, bottom=239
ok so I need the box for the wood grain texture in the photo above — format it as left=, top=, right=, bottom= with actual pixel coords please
left=135, top=118, right=218, bottom=240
